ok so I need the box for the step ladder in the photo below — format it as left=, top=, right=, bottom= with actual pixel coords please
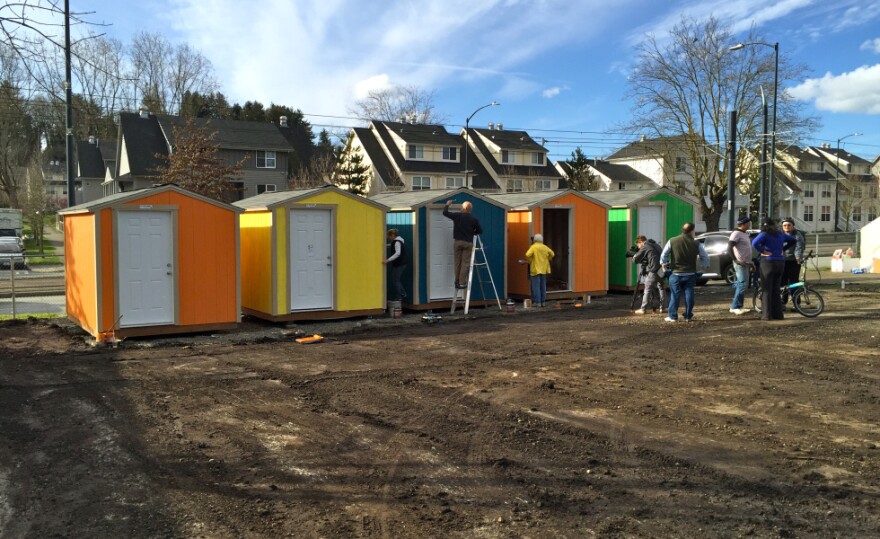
left=451, top=235, right=502, bottom=315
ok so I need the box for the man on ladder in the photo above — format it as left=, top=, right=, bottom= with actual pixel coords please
left=444, top=199, right=501, bottom=314
left=443, top=199, right=482, bottom=291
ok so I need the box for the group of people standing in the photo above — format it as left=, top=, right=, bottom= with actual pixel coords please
left=633, top=217, right=805, bottom=322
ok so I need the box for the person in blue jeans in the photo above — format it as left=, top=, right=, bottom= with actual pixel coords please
left=660, top=222, right=709, bottom=322
left=727, top=216, right=754, bottom=315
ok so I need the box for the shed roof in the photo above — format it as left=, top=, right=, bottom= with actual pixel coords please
left=59, top=183, right=242, bottom=215
left=487, top=189, right=610, bottom=210
left=370, top=187, right=509, bottom=211
left=234, top=185, right=389, bottom=212
left=585, top=187, right=694, bottom=208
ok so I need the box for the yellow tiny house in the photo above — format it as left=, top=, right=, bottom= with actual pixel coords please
left=235, top=186, right=388, bottom=321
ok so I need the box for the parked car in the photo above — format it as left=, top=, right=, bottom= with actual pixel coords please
left=696, top=230, right=759, bottom=284
left=0, top=240, right=26, bottom=270
left=0, top=227, right=23, bottom=249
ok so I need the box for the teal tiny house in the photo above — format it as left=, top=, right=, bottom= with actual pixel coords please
left=370, top=188, right=508, bottom=309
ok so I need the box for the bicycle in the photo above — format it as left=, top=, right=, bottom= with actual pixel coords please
left=751, top=250, right=824, bottom=317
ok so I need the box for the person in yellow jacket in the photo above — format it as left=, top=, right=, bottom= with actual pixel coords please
left=525, top=234, right=554, bottom=307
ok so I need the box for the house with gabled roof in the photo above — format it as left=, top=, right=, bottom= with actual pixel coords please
left=75, top=136, right=116, bottom=204
left=346, top=120, right=496, bottom=195
left=807, top=145, right=877, bottom=231
left=555, top=158, right=655, bottom=192
left=104, top=110, right=296, bottom=202
left=465, top=124, right=564, bottom=192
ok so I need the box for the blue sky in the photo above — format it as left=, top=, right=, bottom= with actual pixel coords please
left=74, top=0, right=880, bottom=162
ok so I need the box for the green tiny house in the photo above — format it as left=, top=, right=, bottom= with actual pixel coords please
left=586, top=188, right=695, bottom=290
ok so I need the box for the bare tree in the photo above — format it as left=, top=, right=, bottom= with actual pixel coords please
left=626, top=16, right=818, bottom=230
left=349, top=85, right=448, bottom=124
left=0, top=50, right=39, bottom=207
left=289, top=153, right=335, bottom=190
left=154, top=117, right=246, bottom=201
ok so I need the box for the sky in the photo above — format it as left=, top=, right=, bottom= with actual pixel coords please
left=73, top=0, right=880, bottom=162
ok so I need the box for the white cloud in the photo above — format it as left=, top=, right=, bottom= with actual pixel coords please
left=542, top=86, right=568, bottom=98
left=353, top=75, right=391, bottom=99
left=861, top=38, right=880, bottom=54
left=166, top=0, right=628, bottom=120
left=789, top=65, right=880, bottom=114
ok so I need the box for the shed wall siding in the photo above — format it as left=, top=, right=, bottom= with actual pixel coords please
left=274, top=207, right=288, bottom=314
left=607, top=208, right=632, bottom=287
left=386, top=212, right=415, bottom=302
left=240, top=211, right=274, bottom=315
left=505, top=210, right=533, bottom=296
left=99, top=208, right=115, bottom=332
left=65, top=213, right=98, bottom=335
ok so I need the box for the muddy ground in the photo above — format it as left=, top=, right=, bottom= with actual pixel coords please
left=1, top=279, right=879, bottom=538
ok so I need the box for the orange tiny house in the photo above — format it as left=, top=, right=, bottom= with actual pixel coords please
left=488, top=190, right=610, bottom=300
left=59, top=184, right=242, bottom=340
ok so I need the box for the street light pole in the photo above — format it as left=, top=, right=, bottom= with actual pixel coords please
left=463, top=102, right=499, bottom=189
left=834, top=132, right=863, bottom=231
left=730, top=40, right=778, bottom=220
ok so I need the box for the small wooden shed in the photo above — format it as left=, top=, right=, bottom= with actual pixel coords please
left=59, top=184, right=242, bottom=340
left=370, top=188, right=509, bottom=309
left=487, top=189, right=609, bottom=300
left=587, top=188, right=695, bottom=290
left=234, top=186, right=388, bottom=321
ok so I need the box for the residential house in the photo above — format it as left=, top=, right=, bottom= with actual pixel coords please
left=75, top=136, right=116, bottom=204
left=772, top=145, right=834, bottom=232
left=807, top=145, right=877, bottom=231
left=465, top=123, right=564, bottom=192
left=347, top=120, right=495, bottom=195
left=104, top=110, right=295, bottom=202
left=555, top=158, right=655, bottom=191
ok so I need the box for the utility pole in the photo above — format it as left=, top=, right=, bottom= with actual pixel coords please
left=759, top=88, right=768, bottom=224
left=727, top=109, right=737, bottom=230
left=64, top=0, right=75, bottom=208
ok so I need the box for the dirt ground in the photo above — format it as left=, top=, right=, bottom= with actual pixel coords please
left=1, top=278, right=879, bottom=538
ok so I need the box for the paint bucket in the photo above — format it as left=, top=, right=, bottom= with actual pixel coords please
left=388, top=300, right=402, bottom=318
left=392, top=308, right=402, bottom=319
left=505, top=298, right=515, bottom=313
left=523, top=299, right=532, bottom=309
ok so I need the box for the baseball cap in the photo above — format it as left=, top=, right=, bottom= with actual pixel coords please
left=736, top=216, right=752, bottom=226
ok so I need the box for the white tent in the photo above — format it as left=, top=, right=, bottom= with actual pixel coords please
left=859, top=216, right=880, bottom=271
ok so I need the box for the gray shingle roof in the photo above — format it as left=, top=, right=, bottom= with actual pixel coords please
left=467, top=129, right=562, bottom=181
left=607, top=135, right=691, bottom=160
left=76, top=140, right=106, bottom=179
left=156, top=114, right=292, bottom=152
left=379, top=121, right=461, bottom=146
left=471, top=128, right=545, bottom=152
left=486, top=189, right=608, bottom=210
left=370, top=187, right=508, bottom=211
left=353, top=127, right=402, bottom=187
left=810, top=146, right=871, bottom=165
left=585, top=160, right=654, bottom=184
left=118, top=112, right=168, bottom=177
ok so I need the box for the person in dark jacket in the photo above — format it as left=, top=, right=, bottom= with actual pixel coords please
left=632, top=235, right=665, bottom=314
left=751, top=218, right=798, bottom=321
left=780, top=217, right=805, bottom=308
left=443, top=199, right=483, bottom=289
left=382, top=229, right=407, bottom=301
left=660, top=223, right=709, bottom=322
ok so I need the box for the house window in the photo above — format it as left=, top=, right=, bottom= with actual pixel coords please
left=821, top=184, right=832, bottom=198
left=256, top=151, right=276, bottom=168
left=869, top=208, right=877, bottom=221
left=803, top=205, right=814, bottom=222
left=411, top=176, right=431, bottom=190
left=847, top=163, right=852, bottom=173
left=531, top=152, right=544, bottom=165
left=408, top=145, right=424, bottom=159
left=675, top=157, right=686, bottom=172
left=257, top=184, right=276, bottom=194
left=618, top=182, right=626, bottom=190
left=506, top=179, right=523, bottom=192
left=803, top=183, right=814, bottom=198
left=871, top=186, right=878, bottom=199
left=817, top=162, right=824, bottom=172
left=442, top=147, right=457, bottom=161
left=501, top=150, right=516, bottom=164
left=535, top=179, right=552, bottom=191
left=445, top=177, right=464, bottom=188
left=820, top=205, right=831, bottom=222
left=852, top=185, right=862, bottom=198
left=853, top=206, right=862, bottom=222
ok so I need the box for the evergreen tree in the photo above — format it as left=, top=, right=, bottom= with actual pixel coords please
left=565, top=147, right=599, bottom=191
left=333, top=137, right=370, bottom=195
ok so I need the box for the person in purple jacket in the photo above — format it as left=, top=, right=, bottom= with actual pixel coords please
left=751, top=218, right=797, bottom=320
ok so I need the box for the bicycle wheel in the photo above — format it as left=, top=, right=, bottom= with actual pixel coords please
left=751, top=287, right=763, bottom=313
left=793, top=287, right=824, bottom=317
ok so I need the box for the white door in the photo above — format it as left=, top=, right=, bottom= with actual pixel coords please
left=289, top=209, right=333, bottom=311
left=638, top=205, right=664, bottom=244
left=428, top=209, right=455, bottom=300
left=117, top=210, right=174, bottom=327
